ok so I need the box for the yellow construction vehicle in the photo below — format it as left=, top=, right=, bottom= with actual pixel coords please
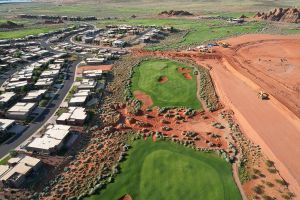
left=258, top=91, right=269, bottom=100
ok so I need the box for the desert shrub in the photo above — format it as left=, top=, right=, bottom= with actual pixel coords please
left=252, top=185, right=264, bottom=194
left=63, top=167, right=69, bottom=172
left=211, top=122, right=224, bottom=129
left=275, top=179, right=288, bottom=186
left=9, top=150, right=18, bottom=157
left=253, top=168, right=261, bottom=175
left=262, top=195, right=273, bottom=200
left=39, top=99, right=48, bottom=107
left=238, top=159, right=250, bottom=183
left=251, top=174, right=258, bottom=179
left=265, top=160, right=274, bottom=167
left=266, top=182, right=274, bottom=187
left=267, top=168, right=277, bottom=174
left=281, top=194, right=293, bottom=200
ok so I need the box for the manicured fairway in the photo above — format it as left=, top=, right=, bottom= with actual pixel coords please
left=131, top=58, right=201, bottom=109
left=88, top=139, right=241, bottom=200
left=0, top=25, right=65, bottom=39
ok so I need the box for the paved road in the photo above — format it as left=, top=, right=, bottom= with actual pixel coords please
left=0, top=57, right=81, bottom=158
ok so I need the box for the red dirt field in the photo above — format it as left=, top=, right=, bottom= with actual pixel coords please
left=158, top=75, right=168, bottom=83
left=133, top=90, right=153, bottom=109
left=219, top=34, right=300, bottom=118
left=118, top=107, right=228, bottom=150
left=132, top=34, right=300, bottom=196
left=76, top=64, right=113, bottom=74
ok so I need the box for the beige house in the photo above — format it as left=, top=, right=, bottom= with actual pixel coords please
left=0, top=156, right=41, bottom=188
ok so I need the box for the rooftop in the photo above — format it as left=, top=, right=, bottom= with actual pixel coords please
left=23, top=89, right=47, bottom=101
left=0, top=155, right=41, bottom=182
left=26, top=124, right=70, bottom=151
left=0, top=119, right=15, bottom=132
left=0, top=92, right=15, bottom=104
left=7, top=102, right=36, bottom=114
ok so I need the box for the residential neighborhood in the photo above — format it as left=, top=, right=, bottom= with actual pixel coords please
left=0, top=18, right=149, bottom=192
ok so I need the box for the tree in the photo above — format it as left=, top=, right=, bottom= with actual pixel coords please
left=13, top=50, right=22, bottom=58
left=9, top=150, right=18, bottom=157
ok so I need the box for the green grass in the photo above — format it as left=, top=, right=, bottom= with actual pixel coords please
left=282, top=28, right=300, bottom=34
left=97, top=18, right=265, bottom=49
left=131, top=58, right=200, bottom=109
left=0, top=155, right=11, bottom=165
left=0, top=25, right=65, bottom=39
left=87, top=139, right=241, bottom=200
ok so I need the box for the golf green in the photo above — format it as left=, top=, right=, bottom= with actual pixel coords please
left=87, top=139, right=241, bottom=200
left=131, top=58, right=201, bottom=109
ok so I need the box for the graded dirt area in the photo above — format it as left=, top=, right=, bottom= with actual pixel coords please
left=76, top=64, right=113, bottom=74
left=219, top=34, right=300, bottom=118
left=210, top=34, right=300, bottom=196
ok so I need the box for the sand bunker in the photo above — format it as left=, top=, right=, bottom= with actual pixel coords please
left=133, top=90, right=153, bottom=109
left=183, top=73, right=192, bottom=79
left=177, top=67, right=191, bottom=73
left=158, top=76, right=168, bottom=83
left=119, top=194, right=133, bottom=200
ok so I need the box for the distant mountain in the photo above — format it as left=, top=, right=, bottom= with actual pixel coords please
left=254, top=8, right=300, bottom=23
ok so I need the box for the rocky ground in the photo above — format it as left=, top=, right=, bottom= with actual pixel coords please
left=158, top=10, right=193, bottom=17
left=254, top=8, right=300, bottom=23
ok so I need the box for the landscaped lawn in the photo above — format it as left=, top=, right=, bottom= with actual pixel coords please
left=0, top=25, right=65, bottom=39
left=87, top=139, right=241, bottom=200
left=0, top=155, right=11, bottom=165
left=131, top=58, right=201, bottom=109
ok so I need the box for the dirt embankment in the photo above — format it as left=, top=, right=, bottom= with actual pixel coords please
left=212, top=34, right=300, bottom=196
left=0, top=21, right=24, bottom=30
left=254, top=7, right=300, bottom=23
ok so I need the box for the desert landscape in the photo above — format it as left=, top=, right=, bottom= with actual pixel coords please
left=0, top=0, right=300, bottom=200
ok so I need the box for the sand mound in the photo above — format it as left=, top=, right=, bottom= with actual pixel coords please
left=159, top=10, right=193, bottom=17
left=119, top=194, right=133, bottom=200
left=254, top=7, right=300, bottom=23
left=158, top=76, right=168, bottom=83
left=177, top=67, right=191, bottom=73
left=183, top=73, right=192, bottom=79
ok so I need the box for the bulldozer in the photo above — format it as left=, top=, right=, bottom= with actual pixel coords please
left=258, top=91, right=269, bottom=100
left=218, top=42, right=230, bottom=48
